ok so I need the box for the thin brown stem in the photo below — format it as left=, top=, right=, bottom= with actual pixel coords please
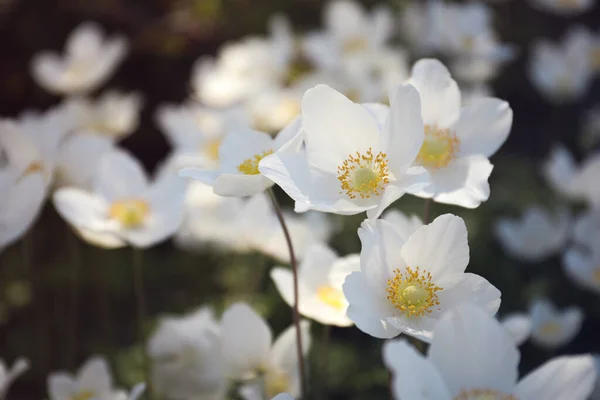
left=267, top=189, right=306, bottom=399
left=132, top=248, right=152, bottom=400
left=423, top=199, right=433, bottom=224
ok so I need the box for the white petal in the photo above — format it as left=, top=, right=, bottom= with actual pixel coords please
left=93, top=149, right=149, bottom=202
left=213, top=174, right=274, bottom=197
left=516, top=355, right=596, bottom=400
left=346, top=305, right=400, bottom=339
left=455, top=98, right=513, bottom=158
left=400, top=214, right=469, bottom=283
left=269, top=321, right=311, bottom=373
left=52, top=188, right=112, bottom=232
left=77, top=356, right=112, bottom=393
left=47, top=373, right=76, bottom=400
left=436, top=273, right=501, bottom=315
left=220, top=303, right=272, bottom=379
left=381, top=209, right=423, bottom=242
left=428, top=304, right=520, bottom=395
left=383, top=340, right=452, bottom=400
left=502, top=313, right=532, bottom=346
left=218, top=127, right=274, bottom=173
left=301, top=84, right=380, bottom=173
left=409, top=59, right=461, bottom=128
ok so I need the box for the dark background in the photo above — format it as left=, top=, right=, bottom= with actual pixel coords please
left=1, top=0, right=600, bottom=398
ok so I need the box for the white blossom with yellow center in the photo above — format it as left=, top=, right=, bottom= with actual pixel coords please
left=529, top=298, right=583, bottom=350
left=180, top=119, right=299, bottom=197
left=408, top=59, right=513, bottom=209
left=31, top=21, right=128, bottom=95
left=271, top=243, right=360, bottom=327
left=53, top=149, right=185, bottom=249
left=383, top=304, right=596, bottom=400
left=342, top=214, right=500, bottom=341
left=259, top=83, right=429, bottom=219
left=220, top=303, right=311, bottom=400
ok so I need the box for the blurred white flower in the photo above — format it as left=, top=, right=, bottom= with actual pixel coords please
left=271, top=244, right=359, bottom=327
left=246, top=88, right=302, bottom=135
left=220, top=303, right=311, bottom=399
left=461, top=83, right=493, bottom=106
left=528, top=0, right=596, bottom=16
left=581, top=105, right=600, bottom=149
left=31, top=21, right=128, bottom=95
left=529, top=36, right=593, bottom=104
left=302, top=0, right=393, bottom=71
left=529, top=298, right=584, bottom=350
left=380, top=209, right=423, bottom=241
left=112, top=384, right=145, bottom=400
left=343, top=214, right=500, bottom=341
left=53, top=149, right=185, bottom=249
left=0, top=357, right=29, bottom=398
left=259, top=83, right=428, bottom=219
left=180, top=118, right=299, bottom=197
left=47, top=356, right=122, bottom=400
left=64, top=91, right=143, bottom=141
left=494, top=206, right=570, bottom=262
left=400, top=0, right=447, bottom=55
left=383, top=304, right=596, bottom=400
left=501, top=313, right=533, bottom=346
left=543, top=146, right=600, bottom=207
left=270, top=394, right=293, bottom=400
left=563, top=244, right=600, bottom=295
left=571, top=208, right=600, bottom=249
left=408, top=59, right=513, bottom=208
left=157, top=103, right=249, bottom=170
left=148, top=307, right=227, bottom=400
left=0, top=121, right=47, bottom=250
left=54, top=133, right=115, bottom=190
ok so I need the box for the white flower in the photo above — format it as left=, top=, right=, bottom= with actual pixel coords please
left=31, top=22, right=128, bottom=95
left=407, top=59, right=513, bottom=208
left=220, top=303, right=311, bottom=399
left=179, top=117, right=300, bottom=197
left=542, top=145, right=578, bottom=197
left=271, top=244, right=359, bottom=327
left=568, top=153, right=600, bottom=208
left=343, top=214, right=501, bottom=341
left=571, top=208, right=600, bottom=249
left=302, top=0, right=393, bottom=70
left=246, top=88, right=302, bottom=135
left=64, top=91, right=143, bottom=140
left=157, top=103, right=249, bottom=170
left=400, top=0, right=447, bottom=55
left=383, top=304, right=596, bottom=400
left=501, top=313, right=533, bottom=346
left=494, top=206, right=570, bottom=262
left=148, top=307, right=226, bottom=400
left=529, top=36, right=592, bottom=104
left=381, top=209, right=423, bottom=241
left=0, top=357, right=29, bottom=398
left=54, top=133, right=115, bottom=190
left=528, top=0, right=595, bottom=16
left=461, top=83, right=493, bottom=106
left=112, top=384, right=146, bottom=400
left=529, top=298, right=584, bottom=350
left=563, top=244, right=600, bottom=295
left=259, top=83, right=428, bottom=219
left=0, top=121, right=47, bottom=250
left=53, top=149, right=185, bottom=249
left=47, top=356, right=121, bottom=400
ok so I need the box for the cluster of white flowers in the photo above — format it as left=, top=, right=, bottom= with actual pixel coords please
left=1, top=0, right=600, bottom=399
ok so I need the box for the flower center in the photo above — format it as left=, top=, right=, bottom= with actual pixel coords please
left=539, top=321, right=562, bottom=336
left=386, top=266, right=441, bottom=317
left=109, top=199, right=150, bottom=228
left=453, top=388, right=518, bottom=400
left=317, top=285, right=346, bottom=310
left=264, top=369, right=290, bottom=399
left=557, top=0, right=580, bottom=8
left=343, top=37, right=368, bottom=54
left=337, top=148, right=389, bottom=199
left=21, top=161, right=44, bottom=178
left=593, top=269, right=600, bottom=283
left=204, top=138, right=222, bottom=161
left=591, top=47, right=600, bottom=69
left=417, top=125, right=460, bottom=169
left=70, top=391, right=96, bottom=400
left=463, top=36, right=475, bottom=52
left=237, top=149, right=274, bottom=175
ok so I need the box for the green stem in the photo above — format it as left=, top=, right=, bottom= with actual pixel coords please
left=132, top=248, right=153, bottom=400
left=267, top=189, right=306, bottom=399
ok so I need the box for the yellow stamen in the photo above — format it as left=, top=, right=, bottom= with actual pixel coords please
left=109, top=199, right=150, bottom=228
left=70, top=391, right=96, bottom=400
left=590, top=48, right=600, bottom=70
left=237, top=149, right=274, bottom=175
left=593, top=269, right=600, bottom=283
left=317, top=286, right=346, bottom=310
left=386, top=266, right=441, bottom=317
left=22, top=161, right=44, bottom=178
left=204, top=138, right=222, bottom=161
left=264, top=369, right=291, bottom=398
left=539, top=321, right=562, bottom=336
left=453, top=388, right=518, bottom=400
left=343, top=37, right=368, bottom=54
left=557, top=0, right=580, bottom=8
left=417, top=125, right=460, bottom=169
left=337, top=147, right=389, bottom=199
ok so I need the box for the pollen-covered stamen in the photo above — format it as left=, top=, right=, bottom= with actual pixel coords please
left=264, top=369, right=291, bottom=399
left=539, top=321, right=562, bottom=336
left=337, top=148, right=389, bottom=199
left=237, top=149, right=274, bottom=175
left=453, top=388, right=518, bottom=400
left=70, top=391, right=96, bottom=400
left=386, top=266, right=441, bottom=317
left=417, top=124, right=460, bottom=169
left=109, top=199, right=150, bottom=228
left=317, top=285, right=346, bottom=310
left=343, top=37, right=369, bottom=54
left=204, top=138, right=222, bottom=161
